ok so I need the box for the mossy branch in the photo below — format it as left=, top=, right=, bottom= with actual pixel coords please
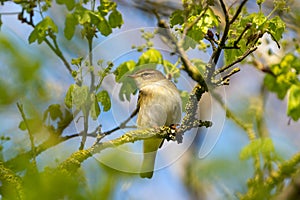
left=0, top=162, right=23, bottom=200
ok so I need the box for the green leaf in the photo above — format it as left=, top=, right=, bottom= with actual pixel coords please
left=18, top=120, right=27, bottom=131
left=18, top=118, right=42, bottom=133
left=28, top=16, right=58, bottom=44
left=268, top=16, right=285, bottom=42
left=114, top=60, right=137, bottom=101
left=108, top=10, right=123, bottom=28
left=183, top=8, right=219, bottom=47
left=264, top=54, right=299, bottom=99
left=91, top=93, right=101, bottom=120
left=72, top=85, right=89, bottom=109
left=224, top=48, right=244, bottom=66
left=56, top=0, right=75, bottom=10
left=97, top=18, right=112, bottom=36
left=287, top=84, right=300, bottom=121
left=240, top=138, right=275, bottom=160
left=137, top=49, right=163, bottom=66
left=71, top=57, right=83, bottom=67
left=170, top=10, right=184, bottom=27
left=43, top=104, right=63, bottom=121
left=114, top=60, right=136, bottom=82
left=96, top=90, right=111, bottom=112
left=98, top=0, right=116, bottom=16
left=64, top=13, right=78, bottom=40
left=65, top=84, right=76, bottom=109
left=118, top=79, right=137, bottom=101
left=75, top=6, right=91, bottom=24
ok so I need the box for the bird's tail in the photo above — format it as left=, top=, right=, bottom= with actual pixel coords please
left=140, top=138, right=162, bottom=178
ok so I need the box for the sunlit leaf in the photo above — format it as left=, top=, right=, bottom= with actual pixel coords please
left=43, top=104, right=63, bottom=121
left=97, top=18, right=112, bottom=36
left=137, top=49, right=163, bottom=65
left=170, top=10, right=184, bottom=27
left=108, top=10, right=123, bottom=28
left=28, top=16, right=58, bottom=44
left=268, top=16, right=285, bottom=42
left=64, top=13, right=78, bottom=40
left=91, top=93, right=101, bottom=120
left=287, top=84, right=300, bottom=121
left=114, top=60, right=136, bottom=82
left=96, top=90, right=111, bottom=111
left=72, top=85, right=89, bottom=109
left=65, top=84, right=76, bottom=109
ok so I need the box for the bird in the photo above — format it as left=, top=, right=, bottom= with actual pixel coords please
left=128, top=68, right=182, bottom=178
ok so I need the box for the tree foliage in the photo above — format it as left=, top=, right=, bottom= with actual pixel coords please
left=0, top=0, right=299, bottom=199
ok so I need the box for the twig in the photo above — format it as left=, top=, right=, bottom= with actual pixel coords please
left=233, top=23, right=252, bottom=47
left=210, top=0, right=230, bottom=75
left=212, top=0, right=249, bottom=72
left=204, top=32, right=217, bottom=51
left=266, top=30, right=281, bottom=49
left=229, top=0, right=248, bottom=24
left=214, top=46, right=257, bottom=75
left=16, top=103, right=37, bottom=168
left=79, top=31, right=95, bottom=150
left=17, top=10, right=73, bottom=74
left=92, top=108, right=139, bottom=145
left=219, top=0, right=230, bottom=24
left=214, top=67, right=240, bottom=85
left=5, top=109, right=137, bottom=172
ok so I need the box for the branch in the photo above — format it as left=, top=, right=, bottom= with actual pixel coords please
left=211, top=0, right=231, bottom=68
left=17, top=11, right=73, bottom=74
left=58, top=119, right=212, bottom=174
left=16, top=103, right=37, bottom=169
left=5, top=108, right=138, bottom=172
left=93, top=107, right=139, bottom=145
left=213, top=46, right=258, bottom=75
left=229, top=0, right=248, bottom=24
left=214, top=67, right=240, bottom=86
left=233, top=22, right=252, bottom=47
left=219, top=0, right=230, bottom=24
left=212, top=0, right=249, bottom=71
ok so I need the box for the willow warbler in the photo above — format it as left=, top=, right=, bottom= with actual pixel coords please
left=129, top=68, right=182, bottom=178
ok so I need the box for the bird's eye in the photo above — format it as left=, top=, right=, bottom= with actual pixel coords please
left=141, top=72, right=152, bottom=78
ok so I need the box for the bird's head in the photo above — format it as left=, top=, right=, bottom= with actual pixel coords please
left=128, top=69, right=166, bottom=89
